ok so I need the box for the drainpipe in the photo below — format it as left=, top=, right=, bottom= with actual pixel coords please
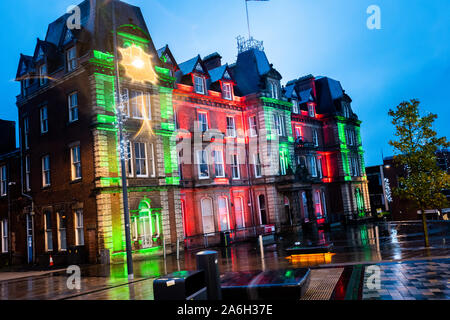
left=18, top=118, right=35, bottom=264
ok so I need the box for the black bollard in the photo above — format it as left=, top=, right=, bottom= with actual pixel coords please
left=196, top=250, right=222, bottom=300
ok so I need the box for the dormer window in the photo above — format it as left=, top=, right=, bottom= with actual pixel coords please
left=343, top=103, right=350, bottom=118
left=39, top=64, right=47, bottom=86
left=67, top=47, right=77, bottom=72
left=308, top=104, right=316, bottom=118
left=194, top=75, right=205, bottom=94
left=292, top=99, right=299, bottom=114
left=222, top=82, right=232, bottom=100
left=269, top=80, right=279, bottom=99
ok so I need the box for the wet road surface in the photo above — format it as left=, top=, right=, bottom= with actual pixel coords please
left=0, top=221, right=448, bottom=300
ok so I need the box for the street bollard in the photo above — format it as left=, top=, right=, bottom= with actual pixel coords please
left=196, top=250, right=222, bottom=300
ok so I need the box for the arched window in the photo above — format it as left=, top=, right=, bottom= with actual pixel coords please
left=234, top=197, right=245, bottom=229
left=201, top=198, right=215, bottom=234
left=218, top=196, right=231, bottom=231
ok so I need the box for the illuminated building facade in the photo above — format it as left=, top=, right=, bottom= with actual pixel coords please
left=14, top=0, right=183, bottom=264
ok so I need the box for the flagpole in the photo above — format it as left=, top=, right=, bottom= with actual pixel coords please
left=245, top=0, right=251, bottom=39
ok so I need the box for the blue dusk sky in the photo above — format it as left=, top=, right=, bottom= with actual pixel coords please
left=0, top=0, right=449, bottom=166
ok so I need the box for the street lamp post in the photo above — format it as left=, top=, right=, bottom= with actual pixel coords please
left=112, top=0, right=134, bottom=280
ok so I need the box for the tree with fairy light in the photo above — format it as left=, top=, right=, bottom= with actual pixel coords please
left=388, top=99, right=450, bottom=247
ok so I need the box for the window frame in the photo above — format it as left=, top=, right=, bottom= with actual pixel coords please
left=1, top=220, right=8, bottom=253
left=131, top=90, right=145, bottom=119
left=74, top=209, right=85, bottom=246
left=40, top=106, right=48, bottom=134
left=68, top=92, right=79, bottom=123
left=24, top=117, right=30, bottom=150
left=197, top=150, right=210, bottom=179
left=25, top=155, right=31, bottom=191
left=57, top=212, right=67, bottom=252
left=226, top=116, right=236, bottom=137
left=213, top=150, right=225, bottom=178
left=44, top=211, right=53, bottom=252
left=42, top=155, right=51, bottom=187
left=231, top=154, right=240, bottom=180
left=0, top=165, right=6, bottom=196
left=194, top=75, right=206, bottom=94
left=222, top=82, right=232, bottom=100
left=308, top=104, right=316, bottom=118
left=249, top=116, right=258, bottom=137
left=134, top=142, right=149, bottom=178
left=198, top=112, right=209, bottom=132
left=70, top=145, right=82, bottom=181
left=254, top=154, right=262, bottom=178
left=39, top=64, right=47, bottom=86
left=313, top=129, right=319, bottom=147
left=66, top=46, right=77, bottom=72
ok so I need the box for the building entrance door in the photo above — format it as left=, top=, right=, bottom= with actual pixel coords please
left=140, top=215, right=152, bottom=248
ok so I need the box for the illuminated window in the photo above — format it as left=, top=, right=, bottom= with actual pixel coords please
left=213, top=150, right=225, bottom=178
left=70, top=145, right=82, bottom=181
left=131, top=90, right=144, bottom=119
left=201, top=198, right=215, bottom=234
left=66, top=47, right=77, bottom=72
left=0, top=166, right=6, bottom=196
left=39, top=64, right=47, bottom=86
left=194, top=75, right=205, bottom=94
left=1, top=220, right=8, bottom=253
left=74, top=210, right=84, bottom=246
left=197, top=150, right=209, bottom=179
left=280, top=151, right=287, bottom=175
left=314, top=191, right=323, bottom=218
left=57, top=212, right=67, bottom=251
left=218, top=197, right=230, bottom=231
left=249, top=116, right=258, bottom=137
left=68, top=92, right=79, bottom=122
left=134, top=142, right=148, bottom=177
left=198, top=112, right=208, bottom=132
left=231, top=154, right=240, bottom=179
left=317, top=157, right=323, bottom=178
left=44, top=211, right=53, bottom=252
left=40, top=106, right=48, bottom=134
left=222, top=82, right=232, bottom=100
left=295, top=126, right=303, bottom=139
left=226, top=116, right=236, bottom=137
left=42, top=155, right=51, bottom=187
left=310, top=156, right=318, bottom=177
left=273, top=113, right=285, bottom=136
left=234, top=197, right=245, bottom=229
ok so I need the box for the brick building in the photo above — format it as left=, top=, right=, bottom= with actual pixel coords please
left=7, top=0, right=372, bottom=265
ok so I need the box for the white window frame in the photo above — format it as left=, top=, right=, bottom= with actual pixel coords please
left=201, top=198, right=215, bottom=234
left=249, top=116, right=258, bottom=137
left=126, top=141, right=134, bottom=177
left=273, top=113, right=284, bottom=136
left=197, top=150, right=210, bottom=179
left=71, top=145, right=82, bottom=181
left=222, top=82, right=232, bottom=100
left=254, top=154, right=262, bottom=178
left=66, top=46, right=77, bottom=72
left=0, top=165, right=6, bottom=196
left=310, top=156, right=318, bottom=177
left=280, top=152, right=287, bottom=175
left=40, top=106, right=48, bottom=134
left=198, top=112, right=208, bottom=132
left=226, top=116, right=236, bottom=137
left=68, top=92, right=79, bottom=123
left=269, top=80, right=279, bottom=99
left=234, top=196, right=245, bottom=228
left=194, top=75, right=206, bottom=94
left=74, top=210, right=84, bottom=246
left=25, top=155, right=31, bottom=191
left=131, top=90, right=144, bottom=119
left=44, top=211, right=53, bottom=252
left=134, top=142, right=148, bottom=178
left=57, top=212, right=67, bottom=251
left=213, top=150, right=225, bottom=178
left=42, top=155, right=51, bottom=187
left=1, top=220, right=8, bottom=253
left=218, top=196, right=231, bottom=232
left=231, top=154, right=240, bottom=180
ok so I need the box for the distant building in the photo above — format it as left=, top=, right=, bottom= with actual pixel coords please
left=366, top=149, right=450, bottom=221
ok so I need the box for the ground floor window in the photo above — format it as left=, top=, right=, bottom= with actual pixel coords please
left=234, top=196, right=245, bottom=229
left=1, top=220, right=8, bottom=253
left=201, top=198, right=215, bottom=234
left=44, top=211, right=53, bottom=252
left=74, top=210, right=84, bottom=246
left=258, top=195, right=267, bottom=225
left=314, top=190, right=323, bottom=218
left=355, top=188, right=365, bottom=217
left=57, top=212, right=67, bottom=251
left=302, top=192, right=309, bottom=221
left=218, top=196, right=231, bottom=231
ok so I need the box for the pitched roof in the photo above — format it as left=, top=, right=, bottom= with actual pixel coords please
left=315, top=77, right=345, bottom=113
left=208, top=64, right=229, bottom=83
left=178, top=55, right=202, bottom=75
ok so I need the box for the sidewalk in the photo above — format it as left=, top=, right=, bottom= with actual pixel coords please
left=0, top=269, right=66, bottom=282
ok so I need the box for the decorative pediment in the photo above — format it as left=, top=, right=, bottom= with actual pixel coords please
left=223, top=70, right=231, bottom=80
left=195, top=62, right=204, bottom=73
left=37, top=47, right=45, bottom=61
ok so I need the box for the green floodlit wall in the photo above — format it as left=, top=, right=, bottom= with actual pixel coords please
left=337, top=121, right=352, bottom=180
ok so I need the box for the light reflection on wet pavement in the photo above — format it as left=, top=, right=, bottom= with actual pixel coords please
left=0, top=221, right=448, bottom=300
